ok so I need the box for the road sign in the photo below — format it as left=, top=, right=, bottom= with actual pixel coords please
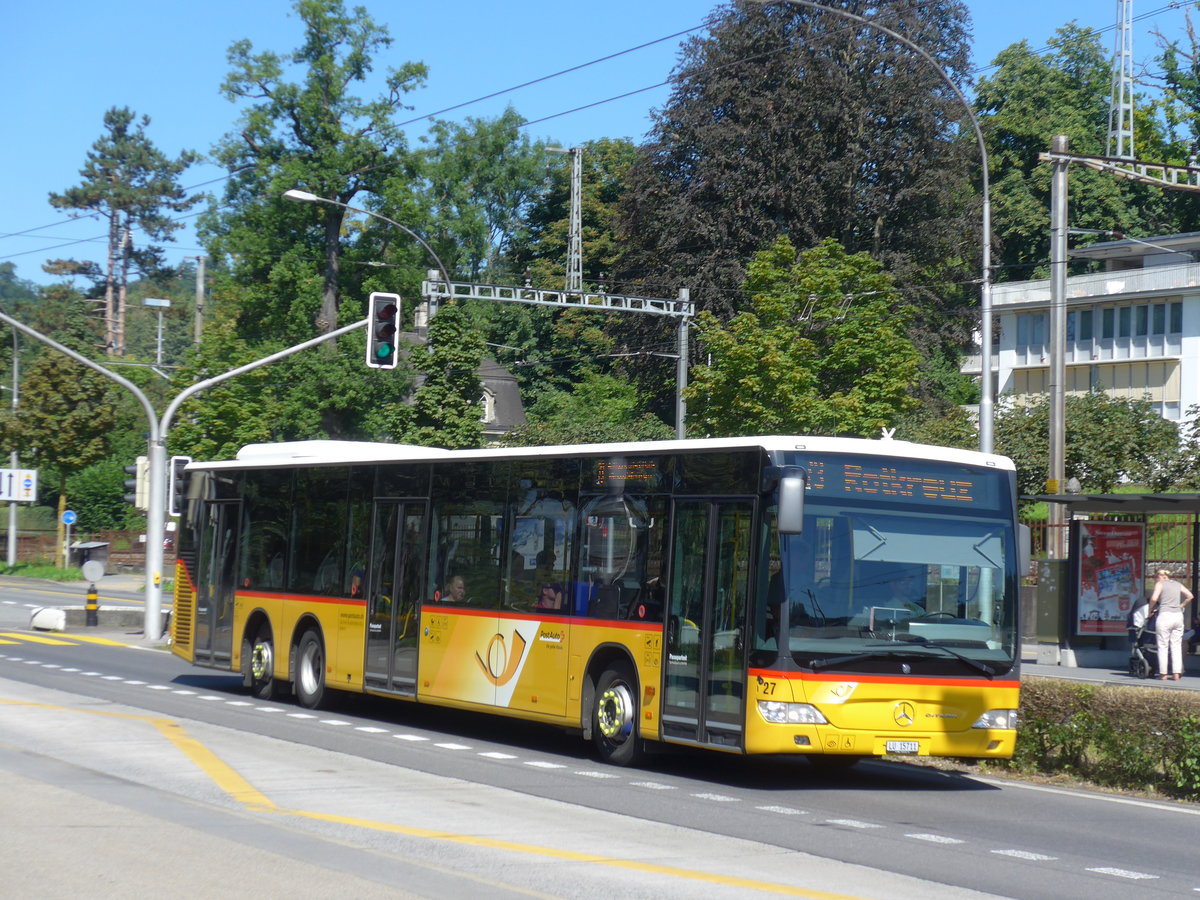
left=62, top=510, right=77, bottom=525
left=0, top=468, right=38, bottom=502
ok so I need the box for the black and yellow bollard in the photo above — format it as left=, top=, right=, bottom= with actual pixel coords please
left=85, top=583, right=98, bottom=627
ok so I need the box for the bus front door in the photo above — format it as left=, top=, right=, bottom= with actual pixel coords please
left=193, top=501, right=238, bottom=667
left=364, top=500, right=427, bottom=695
left=662, top=499, right=752, bottom=749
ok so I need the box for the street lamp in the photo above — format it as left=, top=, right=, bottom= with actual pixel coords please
left=281, top=190, right=452, bottom=296
left=750, top=0, right=995, bottom=452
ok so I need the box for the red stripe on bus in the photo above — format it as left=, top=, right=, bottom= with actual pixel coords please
left=748, top=668, right=1017, bottom=688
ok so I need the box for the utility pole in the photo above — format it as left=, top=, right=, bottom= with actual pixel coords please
left=566, top=147, right=583, bottom=293
left=1048, top=135, right=1069, bottom=560
left=193, top=256, right=206, bottom=345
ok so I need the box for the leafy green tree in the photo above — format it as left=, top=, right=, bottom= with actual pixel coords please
left=0, top=354, right=118, bottom=564
left=48, top=106, right=197, bottom=356
left=994, top=391, right=1181, bottom=497
left=417, top=108, right=549, bottom=281
left=67, top=458, right=141, bottom=531
left=388, top=306, right=486, bottom=449
left=617, top=1, right=978, bottom=333
left=500, top=373, right=673, bottom=447
left=976, top=25, right=1174, bottom=281
left=687, top=237, right=921, bottom=438
left=208, top=0, right=427, bottom=338
left=507, top=137, right=638, bottom=289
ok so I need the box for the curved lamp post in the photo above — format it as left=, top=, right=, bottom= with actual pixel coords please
left=749, top=0, right=994, bottom=452
left=282, top=190, right=452, bottom=297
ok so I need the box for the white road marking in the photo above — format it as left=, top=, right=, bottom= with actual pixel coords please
left=825, top=819, right=883, bottom=829
left=319, top=719, right=351, bottom=726
left=1086, top=867, right=1159, bottom=880
left=575, top=771, right=620, bottom=779
left=286, top=712, right=317, bottom=718
left=991, top=849, right=1057, bottom=861
left=146, top=685, right=172, bottom=690
left=525, top=761, right=566, bottom=769
left=226, top=700, right=253, bottom=707
left=692, top=792, right=739, bottom=802
left=355, top=726, right=389, bottom=733
left=479, top=751, right=517, bottom=759
left=393, top=734, right=429, bottom=742
left=906, top=833, right=964, bottom=845
left=434, top=742, right=471, bottom=750
left=630, top=781, right=676, bottom=790
left=757, top=805, right=808, bottom=815
left=256, top=707, right=282, bottom=713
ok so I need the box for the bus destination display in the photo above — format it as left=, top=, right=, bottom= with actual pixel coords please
left=798, top=456, right=999, bottom=507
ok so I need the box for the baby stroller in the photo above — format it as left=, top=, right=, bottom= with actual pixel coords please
left=1128, top=613, right=1158, bottom=679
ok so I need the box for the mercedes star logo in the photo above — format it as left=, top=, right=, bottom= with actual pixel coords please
left=894, top=702, right=915, bottom=727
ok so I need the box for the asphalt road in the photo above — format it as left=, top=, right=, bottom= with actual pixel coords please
left=2, top=579, right=1199, bottom=898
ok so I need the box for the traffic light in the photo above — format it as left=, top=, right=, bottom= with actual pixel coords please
left=122, top=456, right=148, bottom=511
left=366, top=291, right=401, bottom=369
left=168, top=455, right=192, bottom=517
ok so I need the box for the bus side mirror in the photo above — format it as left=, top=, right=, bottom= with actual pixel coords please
left=1019, top=524, right=1031, bottom=580
left=778, top=472, right=806, bottom=534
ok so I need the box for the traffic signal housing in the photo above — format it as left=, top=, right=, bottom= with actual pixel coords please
left=366, top=291, right=401, bottom=369
left=122, top=456, right=148, bottom=511
left=168, top=455, right=192, bottom=517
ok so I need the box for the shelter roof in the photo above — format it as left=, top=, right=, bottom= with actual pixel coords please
left=1022, top=493, right=1200, bottom=514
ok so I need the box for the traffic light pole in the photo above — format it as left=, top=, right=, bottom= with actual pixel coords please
left=0, top=309, right=166, bottom=637
left=1, top=310, right=369, bottom=642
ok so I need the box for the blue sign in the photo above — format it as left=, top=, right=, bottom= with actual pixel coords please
left=62, top=510, right=77, bottom=525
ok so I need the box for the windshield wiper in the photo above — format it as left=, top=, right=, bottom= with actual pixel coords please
left=808, top=640, right=995, bottom=678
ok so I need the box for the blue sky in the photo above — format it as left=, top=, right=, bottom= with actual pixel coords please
left=2, top=1, right=1190, bottom=286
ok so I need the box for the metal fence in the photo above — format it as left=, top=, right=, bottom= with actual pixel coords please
left=1024, top=515, right=1198, bottom=582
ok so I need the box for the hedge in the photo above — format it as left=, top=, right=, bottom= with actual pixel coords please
left=993, top=677, right=1200, bottom=800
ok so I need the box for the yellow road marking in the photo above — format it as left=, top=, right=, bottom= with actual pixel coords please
left=0, top=632, right=75, bottom=646
left=57, top=633, right=131, bottom=647
left=0, top=697, right=868, bottom=899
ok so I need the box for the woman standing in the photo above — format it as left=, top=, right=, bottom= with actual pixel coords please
left=1148, top=569, right=1194, bottom=681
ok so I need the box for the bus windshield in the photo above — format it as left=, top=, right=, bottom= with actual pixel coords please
left=758, top=453, right=1019, bottom=676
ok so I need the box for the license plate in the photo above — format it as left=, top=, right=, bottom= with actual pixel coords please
left=886, top=740, right=920, bottom=755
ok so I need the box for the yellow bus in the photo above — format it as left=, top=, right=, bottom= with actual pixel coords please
left=171, top=435, right=1025, bottom=766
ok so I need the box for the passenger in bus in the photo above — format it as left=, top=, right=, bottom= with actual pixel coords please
left=442, top=575, right=467, bottom=604
left=534, top=550, right=564, bottom=611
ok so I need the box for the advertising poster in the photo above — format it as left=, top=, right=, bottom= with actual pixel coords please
left=1076, top=522, right=1145, bottom=636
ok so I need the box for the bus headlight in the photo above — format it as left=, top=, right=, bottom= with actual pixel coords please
left=757, top=701, right=828, bottom=725
left=972, top=709, right=1019, bottom=730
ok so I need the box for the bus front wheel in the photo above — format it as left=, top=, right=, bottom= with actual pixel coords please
left=295, top=629, right=327, bottom=709
left=245, top=625, right=276, bottom=700
left=593, top=665, right=642, bottom=766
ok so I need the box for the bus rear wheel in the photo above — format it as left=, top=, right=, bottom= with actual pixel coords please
left=593, top=665, right=642, bottom=767
left=295, top=629, right=327, bottom=709
left=245, top=625, right=276, bottom=700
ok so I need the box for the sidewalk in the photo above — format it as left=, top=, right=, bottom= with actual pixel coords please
left=1022, top=643, right=1200, bottom=691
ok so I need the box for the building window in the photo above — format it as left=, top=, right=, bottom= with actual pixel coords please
left=1102, top=307, right=1115, bottom=339
left=480, top=388, right=496, bottom=424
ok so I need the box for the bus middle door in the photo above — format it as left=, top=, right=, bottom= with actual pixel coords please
left=364, top=500, right=427, bottom=696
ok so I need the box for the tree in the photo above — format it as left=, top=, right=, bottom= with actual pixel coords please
left=508, top=137, right=639, bottom=290
left=208, top=0, right=427, bottom=338
left=687, top=236, right=921, bottom=438
left=388, top=305, right=486, bottom=449
left=500, top=373, right=673, bottom=447
left=417, top=108, right=549, bottom=281
left=617, top=1, right=978, bottom=332
left=976, top=25, right=1176, bottom=281
left=48, top=107, right=197, bottom=356
left=0, top=353, right=118, bottom=565
left=994, top=391, right=1181, bottom=497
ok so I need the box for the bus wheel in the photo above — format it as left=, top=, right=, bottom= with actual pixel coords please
left=594, top=665, right=642, bottom=766
left=295, top=629, right=327, bottom=710
left=246, top=625, right=276, bottom=700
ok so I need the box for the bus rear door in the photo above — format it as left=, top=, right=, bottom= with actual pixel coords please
left=192, top=500, right=239, bottom=667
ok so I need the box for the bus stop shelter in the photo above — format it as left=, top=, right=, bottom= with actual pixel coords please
left=1022, top=492, right=1200, bottom=666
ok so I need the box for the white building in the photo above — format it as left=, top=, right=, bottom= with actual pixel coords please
left=964, top=232, right=1200, bottom=424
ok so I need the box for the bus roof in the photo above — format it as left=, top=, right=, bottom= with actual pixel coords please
left=187, top=436, right=1014, bottom=473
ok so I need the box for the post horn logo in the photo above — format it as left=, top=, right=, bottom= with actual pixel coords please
left=894, top=702, right=915, bottom=727
left=475, top=630, right=529, bottom=686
